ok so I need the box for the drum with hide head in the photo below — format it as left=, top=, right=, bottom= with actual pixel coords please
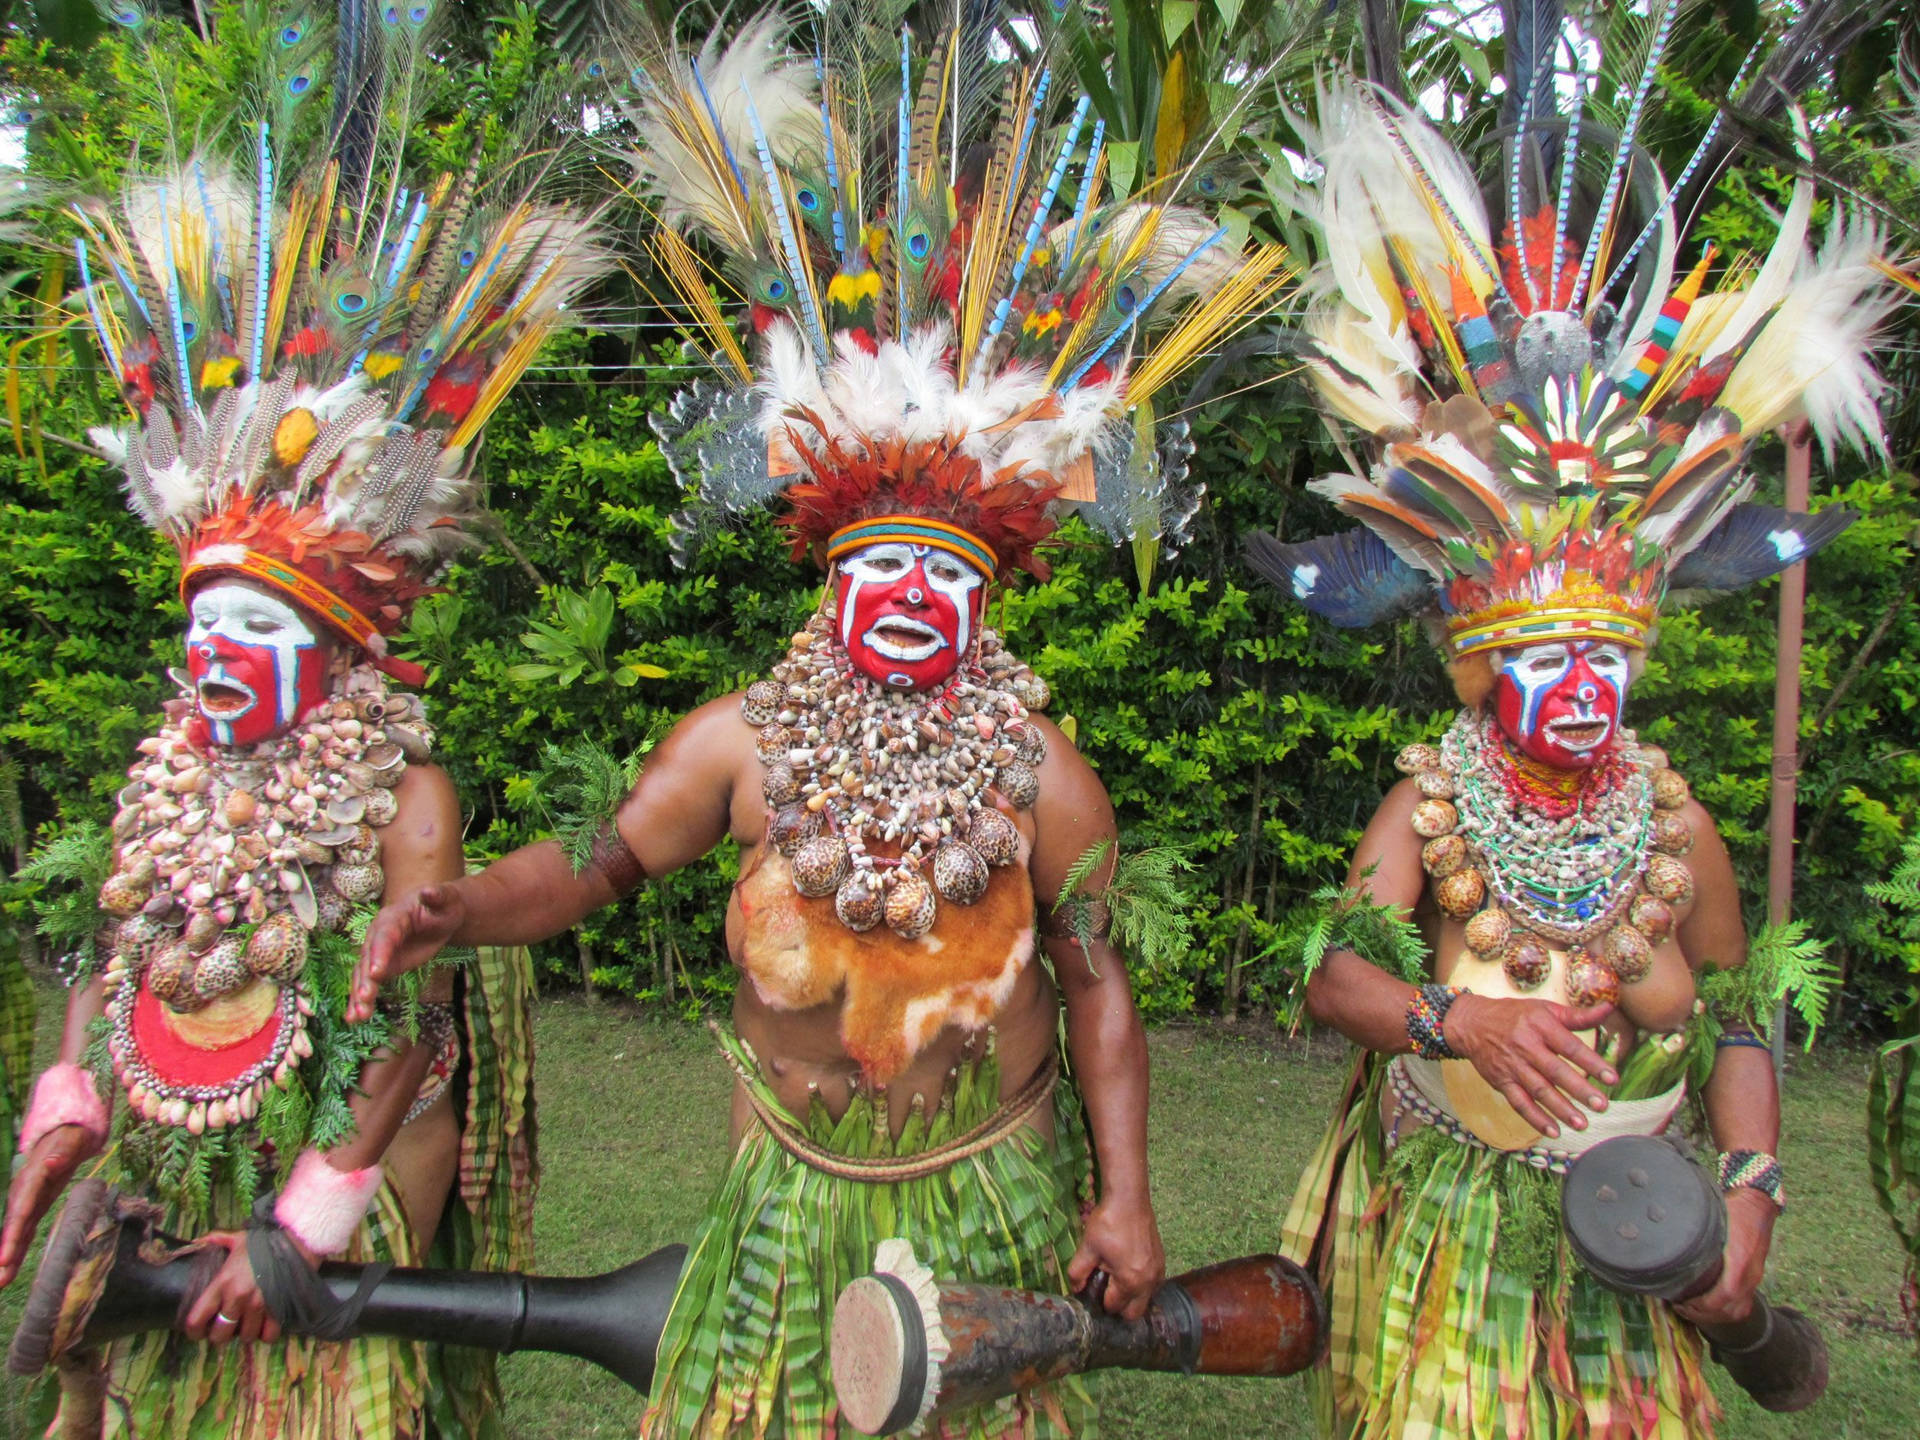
left=1562, top=1134, right=1826, bottom=1413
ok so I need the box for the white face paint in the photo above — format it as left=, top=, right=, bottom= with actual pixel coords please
left=186, top=584, right=320, bottom=745
left=1495, top=639, right=1632, bottom=764
left=835, top=541, right=986, bottom=689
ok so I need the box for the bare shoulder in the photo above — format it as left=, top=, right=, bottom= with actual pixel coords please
left=1027, top=718, right=1117, bottom=893
left=382, top=762, right=465, bottom=887
left=1349, top=777, right=1426, bottom=905
left=661, top=691, right=760, bottom=763
left=390, top=761, right=461, bottom=827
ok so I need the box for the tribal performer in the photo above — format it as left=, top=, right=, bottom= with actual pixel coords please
left=350, top=10, right=1288, bottom=1435
left=0, top=4, right=608, bottom=1434
left=1250, top=48, right=1896, bottom=1440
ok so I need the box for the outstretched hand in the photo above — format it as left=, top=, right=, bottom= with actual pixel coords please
left=1068, top=1195, right=1165, bottom=1321
left=0, top=1126, right=96, bottom=1289
left=347, top=882, right=466, bottom=1024
left=1443, top=993, right=1618, bottom=1139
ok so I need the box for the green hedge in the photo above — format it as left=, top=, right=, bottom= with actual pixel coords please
left=6, top=309, right=1917, bottom=1028
left=3, top=6, right=1917, bottom=1030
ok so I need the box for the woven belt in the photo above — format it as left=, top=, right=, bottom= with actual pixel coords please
left=1387, top=1055, right=1687, bottom=1176
left=728, top=1048, right=1059, bottom=1184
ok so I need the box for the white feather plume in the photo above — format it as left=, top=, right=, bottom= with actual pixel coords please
left=622, top=12, right=821, bottom=247
left=1719, top=212, right=1896, bottom=458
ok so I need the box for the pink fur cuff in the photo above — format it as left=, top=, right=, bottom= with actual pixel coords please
left=18, top=1063, right=109, bottom=1156
left=274, top=1149, right=385, bottom=1257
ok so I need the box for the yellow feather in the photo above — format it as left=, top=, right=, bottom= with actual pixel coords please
left=1124, top=244, right=1296, bottom=402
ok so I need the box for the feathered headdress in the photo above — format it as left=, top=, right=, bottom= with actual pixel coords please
left=1249, top=10, right=1895, bottom=655
left=619, top=6, right=1293, bottom=579
left=71, top=0, right=610, bottom=681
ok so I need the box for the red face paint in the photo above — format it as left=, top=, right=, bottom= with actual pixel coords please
left=1493, top=640, right=1632, bottom=770
left=833, top=541, right=986, bottom=691
left=185, top=583, right=330, bottom=747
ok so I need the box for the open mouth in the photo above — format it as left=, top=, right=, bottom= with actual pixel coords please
left=863, top=617, right=947, bottom=663
left=196, top=676, right=258, bottom=720
left=1545, top=716, right=1610, bottom=751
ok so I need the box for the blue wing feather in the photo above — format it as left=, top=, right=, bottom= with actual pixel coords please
left=1245, top=529, right=1433, bottom=628
left=1667, top=503, right=1858, bottom=594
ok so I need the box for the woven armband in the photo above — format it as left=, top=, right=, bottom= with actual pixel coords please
left=274, top=1149, right=386, bottom=1257
left=1407, top=984, right=1465, bottom=1061
left=589, top=819, right=647, bottom=897
left=19, top=1063, right=110, bottom=1156
left=1717, top=1149, right=1784, bottom=1212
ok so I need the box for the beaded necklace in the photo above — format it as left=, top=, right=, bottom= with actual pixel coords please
left=1448, top=712, right=1651, bottom=943
left=743, top=602, right=1051, bottom=939
left=1401, top=708, right=1697, bottom=1008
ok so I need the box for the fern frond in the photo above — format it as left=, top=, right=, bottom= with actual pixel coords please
left=1699, top=920, right=1839, bottom=1050
left=1051, top=840, right=1198, bottom=978
left=18, top=824, right=111, bottom=888
left=514, top=737, right=650, bottom=874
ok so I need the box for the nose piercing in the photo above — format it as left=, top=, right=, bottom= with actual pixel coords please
left=906, top=587, right=924, bottom=604
left=197, top=644, right=216, bottom=659
left=1577, top=682, right=1596, bottom=702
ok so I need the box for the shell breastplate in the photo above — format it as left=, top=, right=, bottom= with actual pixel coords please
left=1398, top=710, right=1698, bottom=1151
left=98, top=666, right=430, bottom=1133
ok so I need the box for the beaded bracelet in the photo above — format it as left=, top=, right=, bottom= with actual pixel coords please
left=1406, top=984, right=1465, bottom=1062
left=1717, top=1149, right=1784, bottom=1211
left=1715, top=1024, right=1770, bottom=1053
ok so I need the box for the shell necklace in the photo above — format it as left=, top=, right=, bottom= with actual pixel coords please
left=743, top=604, right=1051, bottom=939
left=1401, top=708, right=1696, bottom=1009
left=97, top=666, right=431, bottom=1132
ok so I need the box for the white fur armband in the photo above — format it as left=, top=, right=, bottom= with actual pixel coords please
left=18, top=1063, right=110, bottom=1156
left=274, top=1150, right=385, bottom=1257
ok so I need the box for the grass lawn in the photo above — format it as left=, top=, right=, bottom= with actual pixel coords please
left=4, top=987, right=1916, bottom=1437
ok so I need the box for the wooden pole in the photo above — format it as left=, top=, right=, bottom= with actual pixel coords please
left=1765, top=424, right=1812, bottom=1079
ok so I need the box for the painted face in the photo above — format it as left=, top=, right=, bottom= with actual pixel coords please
left=185, top=583, right=330, bottom=747
left=834, top=541, right=986, bottom=691
left=1493, top=639, right=1632, bottom=769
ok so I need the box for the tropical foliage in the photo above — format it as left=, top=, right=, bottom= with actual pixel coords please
left=1, top=0, right=1918, bottom=1036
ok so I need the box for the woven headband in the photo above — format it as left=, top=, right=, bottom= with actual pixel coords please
left=180, top=549, right=427, bottom=686
left=825, top=516, right=999, bottom=577
left=1447, top=607, right=1653, bottom=659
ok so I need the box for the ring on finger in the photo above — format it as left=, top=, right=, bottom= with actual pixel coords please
left=215, top=1310, right=237, bottom=1326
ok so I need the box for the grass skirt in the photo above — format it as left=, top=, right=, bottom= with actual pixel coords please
left=1280, top=1055, right=1718, bottom=1440
left=642, top=1034, right=1096, bottom=1440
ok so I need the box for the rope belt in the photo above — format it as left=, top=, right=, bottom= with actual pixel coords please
left=728, top=1049, right=1060, bottom=1184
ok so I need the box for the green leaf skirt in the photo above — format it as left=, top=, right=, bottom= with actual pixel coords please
left=642, top=1032, right=1098, bottom=1439
left=1279, top=1054, right=1718, bottom=1440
